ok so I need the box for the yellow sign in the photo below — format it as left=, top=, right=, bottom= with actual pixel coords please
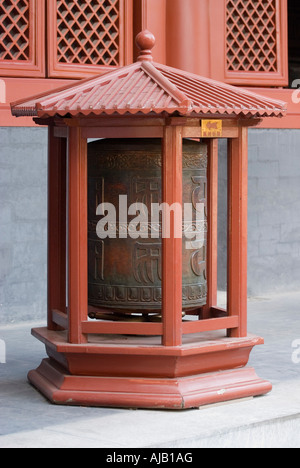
left=201, top=120, right=222, bottom=138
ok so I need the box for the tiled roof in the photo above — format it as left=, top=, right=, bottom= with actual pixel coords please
left=11, top=31, right=286, bottom=120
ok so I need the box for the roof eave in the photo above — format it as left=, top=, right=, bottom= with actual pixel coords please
left=14, top=105, right=285, bottom=120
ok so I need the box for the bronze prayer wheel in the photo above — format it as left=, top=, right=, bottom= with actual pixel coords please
left=88, top=138, right=207, bottom=320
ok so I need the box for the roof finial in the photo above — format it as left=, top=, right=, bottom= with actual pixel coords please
left=136, top=30, right=155, bottom=62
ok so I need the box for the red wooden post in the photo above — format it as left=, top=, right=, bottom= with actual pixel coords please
left=227, top=127, right=248, bottom=338
left=162, top=124, right=183, bottom=346
left=47, top=126, right=67, bottom=330
left=67, top=126, right=88, bottom=344
left=202, top=138, right=218, bottom=319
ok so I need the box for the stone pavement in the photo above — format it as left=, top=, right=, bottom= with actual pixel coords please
left=0, top=291, right=300, bottom=448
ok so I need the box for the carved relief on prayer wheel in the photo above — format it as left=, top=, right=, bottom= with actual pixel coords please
left=88, top=138, right=207, bottom=320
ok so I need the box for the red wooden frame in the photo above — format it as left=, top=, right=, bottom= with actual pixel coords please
left=46, top=0, right=133, bottom=79
left=162, top=124, right=183, bottom=346
left=0, top=0, right=45, bottom=78
left=227, top=127, right=248, bottom=338
left=67, top=126, right=88, bottom=344
left=47, top=126, right=67, bottom=331
left=47, top=117, right=247, bottom=344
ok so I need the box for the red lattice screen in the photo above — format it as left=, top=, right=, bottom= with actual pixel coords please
left=226, top=0, right=278, bottom=73
left=219, top=0, right=289, bottom=85
left=47, top=0, right=132, bottom=78
left=56, top=0, right=120, bottom=66
left=0, top=0, right=30, bottom=61
left=0, top=0, right=44, bottom=76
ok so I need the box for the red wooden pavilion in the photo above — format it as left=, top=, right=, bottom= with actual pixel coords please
left=10, top=31, right=286, bottom=409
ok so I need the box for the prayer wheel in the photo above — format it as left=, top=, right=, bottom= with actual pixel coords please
left=88, top=138, right=207, bottom=320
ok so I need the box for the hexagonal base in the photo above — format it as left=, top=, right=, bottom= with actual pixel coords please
left=28, top=358, right=271, bottom=409
left=27, top=328, right=272, bottom=409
